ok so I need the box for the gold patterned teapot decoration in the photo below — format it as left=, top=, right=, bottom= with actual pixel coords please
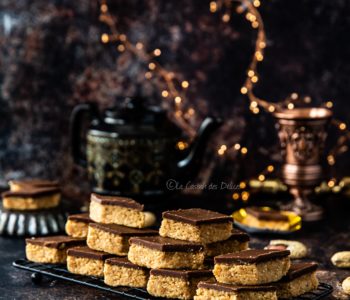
left=70, top=96, right=221, bottom=197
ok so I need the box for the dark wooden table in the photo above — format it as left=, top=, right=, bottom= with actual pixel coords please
left=0, top=193, right=349, bottom=299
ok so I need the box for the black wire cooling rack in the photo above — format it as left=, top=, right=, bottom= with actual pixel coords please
left=13, top=259, right=333, bottom=300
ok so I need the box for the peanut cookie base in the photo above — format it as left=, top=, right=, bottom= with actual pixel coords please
left=65, top=220, right=89, bottom=238
left=244, top=214, right=290, bottom=231
left=205, top=240, right=249, bottom=257
left=3, top=194, right=60, bottom=211
left=87, top=226, right=128, bottom=255
left=26, top=244, right=67, bottom=264
left=277, top=272, right=319, bottom=298
left=128, top=244, right=204, bottom=269
left=213, top=257, right=290, bottom=285
left=147, top=275, right=210, bottom=300
left=67, top=256, right=104, bottom=277
left=104, top=264, right=148, bottom=288
left=89, top=201, right=154, bottom=228
left=194, top=288, right=277, bottom=300
left=159, top=219, right=232, bottom=243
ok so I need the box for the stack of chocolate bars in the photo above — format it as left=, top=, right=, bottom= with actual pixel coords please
left=2, top=179, right=61, bottom=211
left=24, top=193, right=320, bottom=299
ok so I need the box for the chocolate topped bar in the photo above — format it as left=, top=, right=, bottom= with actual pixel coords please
left=246, top=207, right=289, bottom=221
left=10, top=179, right=59, bottom=188
left=67, top=246, right=114, bottom=260
left=129, top=236, right=204, bottom=252
left=227, top=229, right=250, bottom=242
left=68, top=213, right=92, bottom=223
left=26, top=236, right=85, bottom=249
left=105, top=257, right=147, bottom=270
left=198, top=281, right=276, bottom=293
left=215, top=249, right=290, bottom=264
left=91, top=193, right=144, bottom=211
left=162, top=208, right=232, bottom=225
left=90, top=223, right=157, bottom=236
left=279, top=263, right=318, bottom=282
left=2, top=186, right=60, bottom=198
left=150, top=268, right=212, bottom=279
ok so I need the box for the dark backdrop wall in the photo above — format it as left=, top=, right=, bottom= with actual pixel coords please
left=0, top=0, right=349, bottom=196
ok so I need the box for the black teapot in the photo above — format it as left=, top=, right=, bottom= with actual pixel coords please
left=70, top=96, right=221, bottom=197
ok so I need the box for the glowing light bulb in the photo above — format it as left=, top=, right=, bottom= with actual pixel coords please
left=222, top=14, right=230, bottom=22
left=161, top=90, right=169, bottom=98
left=287, top=103, right=294, bottom=110
left=241, top=87, right=248, bottom=94
left=339, top=123, right=347, bottom=130
left=175, top=96, right=182, bottom=104
left=251, top=76, right=258, bottom=83
left=181, top=81, right=189, bottom=88
left=100, top=4, right=108, bottom=13
left=117, top=44, right=125, bottom=52
left=136, top=42, right=143, bottom=50
left=234, top=143, right=241, bottom=150
left=268, top=105, right=275, bottom=112
left=210, top=1, right=217, bottom=13
left=153, top=49, right=161, bottom=56
left=101, top=34, right=109, bottom=43
left=258, top=174, right=265, bottom=181
left=145, top=72, right=152, bottom=79
left=148, top=62, right=156, bottom=70
left=241, top=147, right=248, bottom=154
left=326, top=101, right=333, bottom=108
left=232, top=193, right=240, bottom=200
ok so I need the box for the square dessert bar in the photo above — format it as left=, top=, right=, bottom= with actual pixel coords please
left=147, top=269, right=213, bottom=300
left=9, top=179, right=59, bottom=192
left=26, top=236, right=85, bottom=264
left=128, top=236, right=205, bottom=269
left=89, top=193, right=155, bottom=228
left=204, top=229, right=250, bottom=257
left=65, top=213, right=93, bottom=238
left=245, top=207, right=291, bottom=231
left=104, top=257, right=149, bottom=288
left=213, top=249, right=291, bottom=285
left=194, top=281, right=277, bottom=300
left=275, top=262, right=318, bottom=299
left=2, top=187, right=61, bottom=211
left=67, top=246, right=114, bottom=277
left=87, top=223, right=157, bottom=255
left=159, top=208, right=233, bottom=243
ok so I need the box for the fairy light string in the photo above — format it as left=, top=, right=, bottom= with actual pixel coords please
left=98, top=0, right=350, bottom=199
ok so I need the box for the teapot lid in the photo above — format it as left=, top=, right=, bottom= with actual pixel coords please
left=91, top=96, right=182, bottom=138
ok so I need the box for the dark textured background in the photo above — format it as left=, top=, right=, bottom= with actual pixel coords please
left=0, top=0, right=350, bottom=196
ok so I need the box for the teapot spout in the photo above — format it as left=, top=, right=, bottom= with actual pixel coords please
left=177, top=117, right=222, bottom=182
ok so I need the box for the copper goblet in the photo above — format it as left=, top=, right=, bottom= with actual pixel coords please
left=274, top=108, right=332, bottom=221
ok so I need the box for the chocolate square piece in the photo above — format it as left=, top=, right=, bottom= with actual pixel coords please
left=26, top=235, right=85, bottom=249
left=104, top=257, right=149, bottom=288
left=160, top=208, right=233, bottom=243
left=214, top=249, right=290, bottom=264
left=213, top=249, right=291, bottom=285
left=87, top=223, right=158, bottom=255
left=148, top=269, right=213, bottom=300
left=275, top=263, right=319, bottom=298
left=91, top=193, right=144, bottom=211
left=128, top=236, right=205, bottom=269
left=162, top=208, right=232, bottom=225
left=68, top=213, right=92, bottom=223
left=26, top=235, right=85, bottom=264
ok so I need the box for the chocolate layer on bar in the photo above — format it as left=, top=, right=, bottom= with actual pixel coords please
left=214, top=249, right=290, bottom=264
left=91, top=193, right=143, bottom=211
left=10, top=179, right=59, bottom=188
left=150, top=268, right=212, bottom=280
left=26, top=236, right=85, bottom=249
left=279, top=263, right=318, bottom=282
left=227, top=229, right=250, bottom=242
left=162, top=208, right=232, bottom=225
left=246, top=207, right=288, bottom=221
left=89, top=223, right=157, bottom=236
left=68, top=213, right=92, bottom=223
left=2, top=187, right=60, bottom=198
left=198, top=281, right=276, bottom=293
left=68, top=246, right=114, bottom=260
left=105, top=257, right=147, bottom=270
left=129, top=236, right=204, bottom=252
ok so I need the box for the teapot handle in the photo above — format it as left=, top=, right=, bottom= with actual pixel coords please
left=70, top=103, right=95, bottom=167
